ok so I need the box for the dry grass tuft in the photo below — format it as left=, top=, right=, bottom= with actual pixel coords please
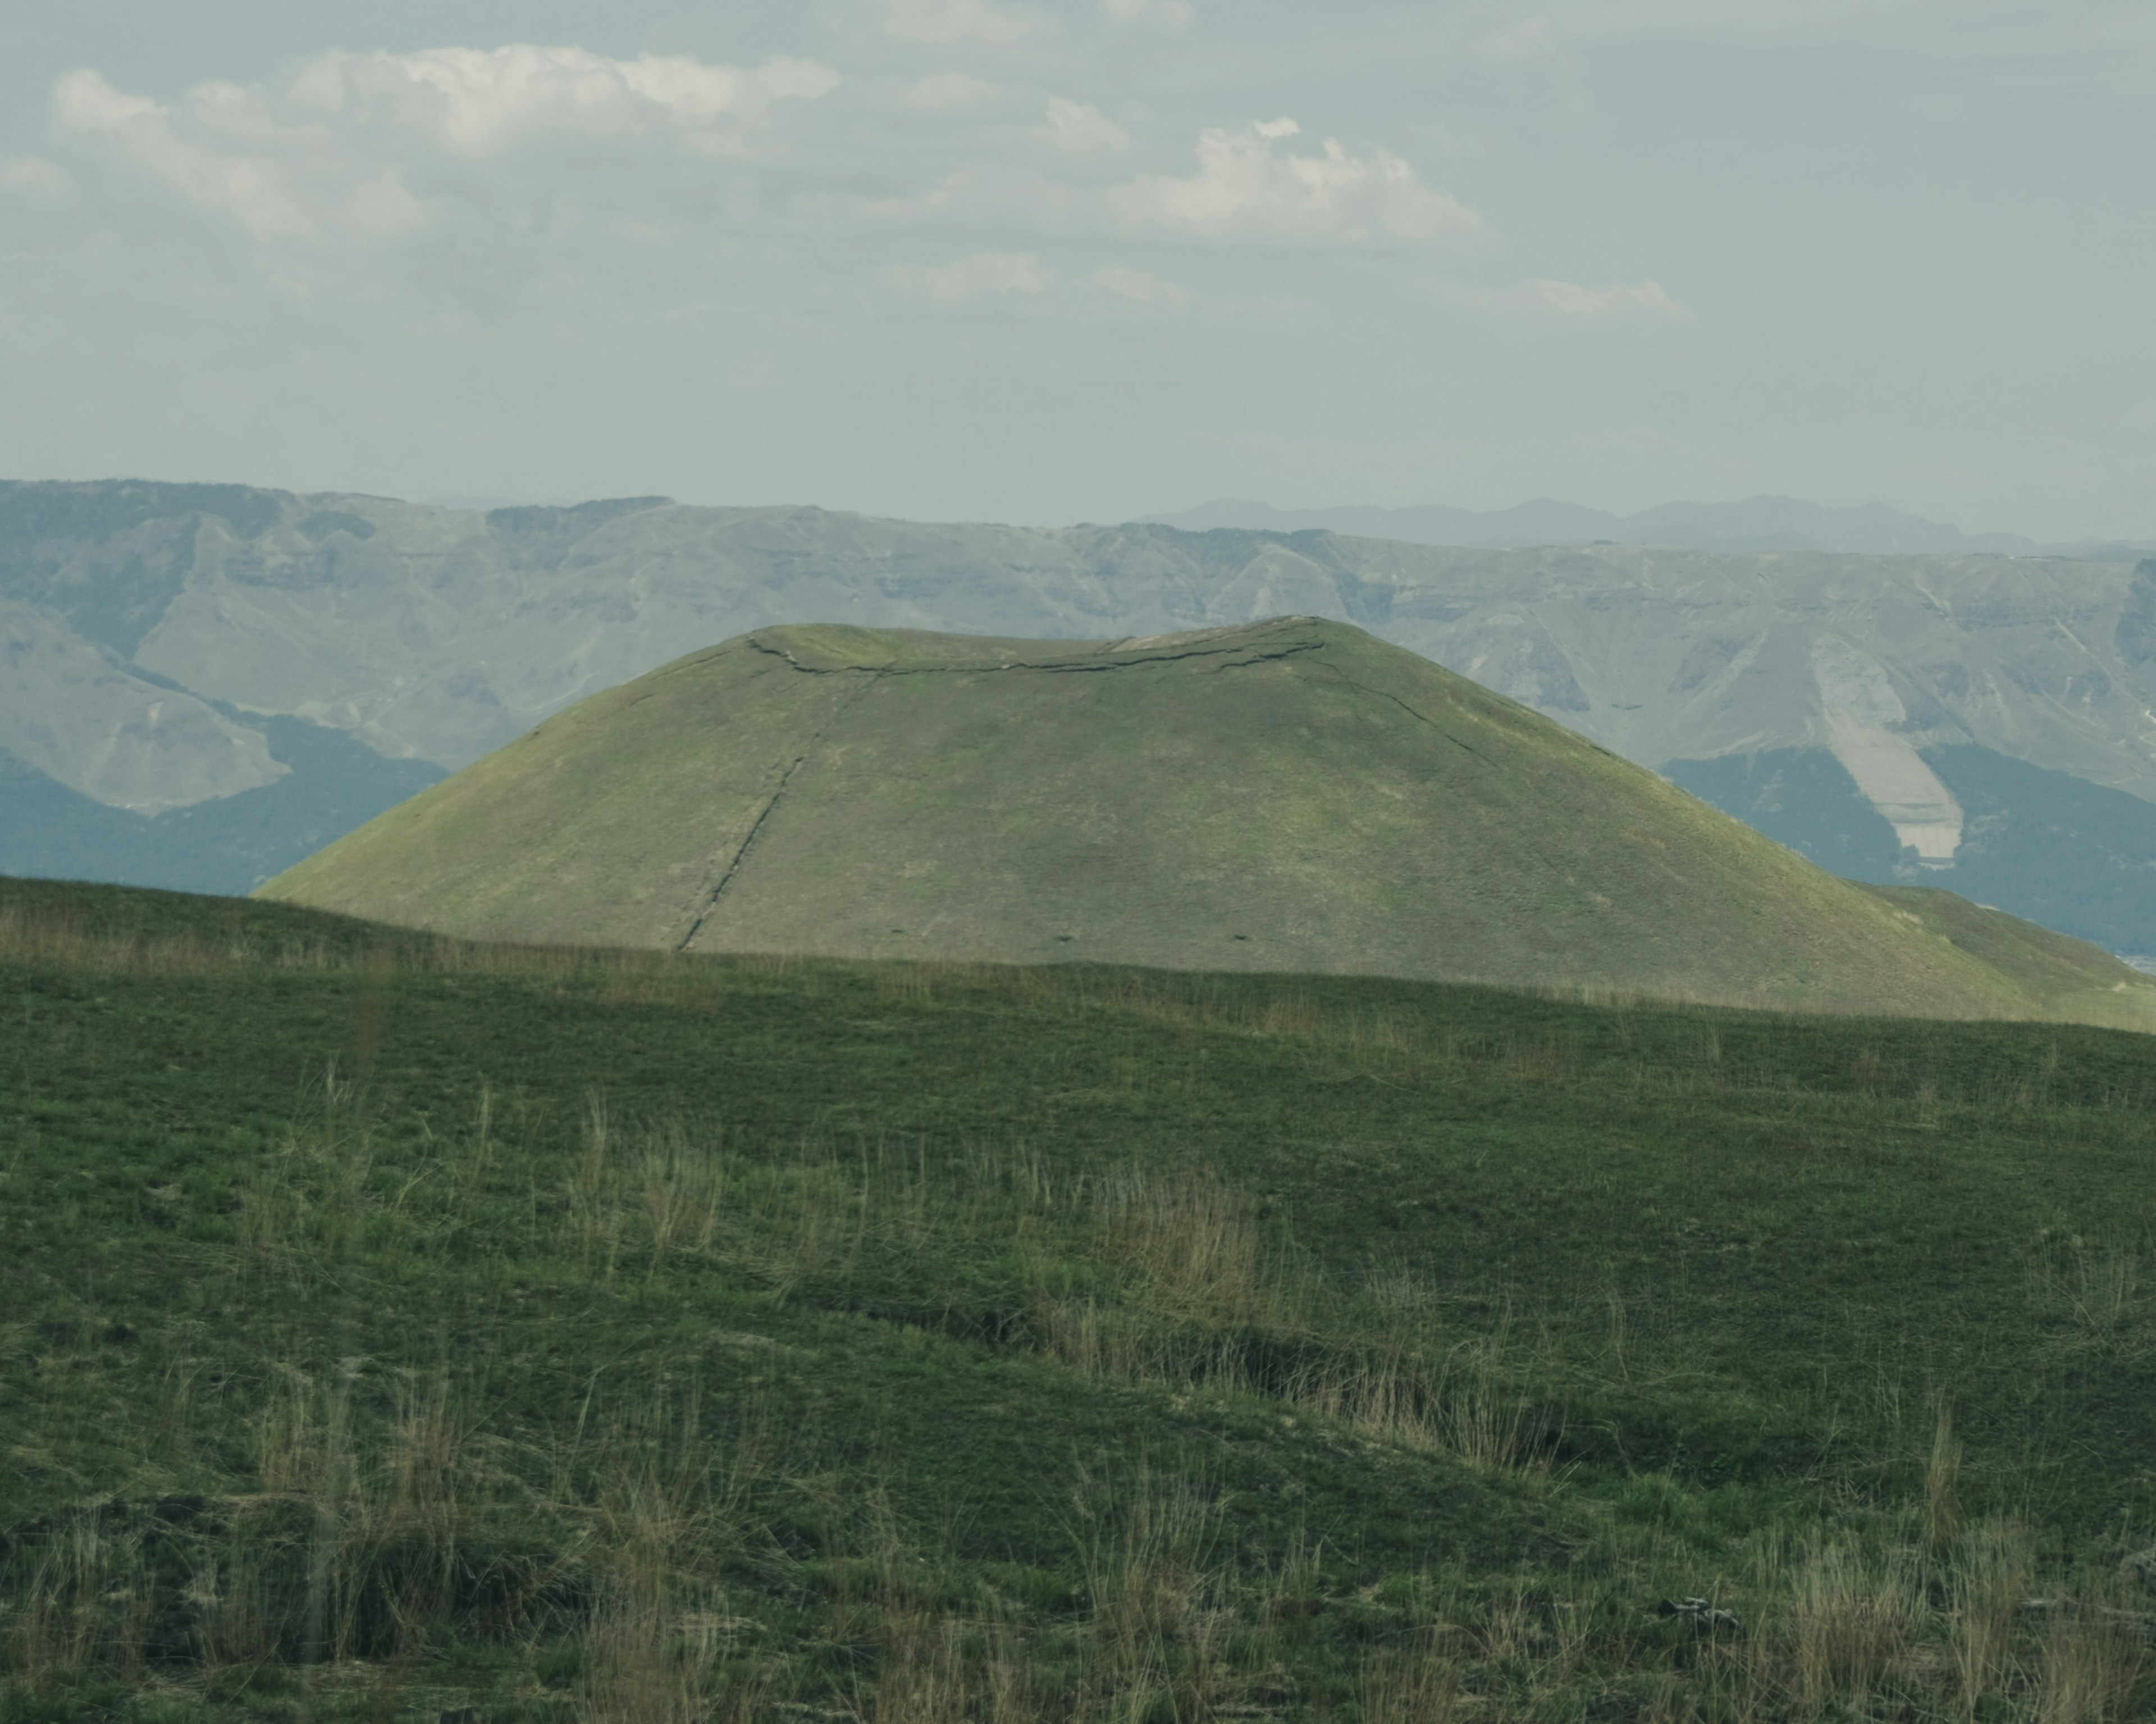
left=1927, top=1401, right=1963, bottom=1554
left=1070, top=1465, right=1228, bottom=1723
left=1359, top=1631, right=1463, bottom=1723
left=1784, top=1539, right=1923, bottom=1713
left=2034, top=1606, right=2149, bottom=1724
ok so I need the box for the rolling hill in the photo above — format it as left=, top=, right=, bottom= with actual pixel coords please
left=260, top=617, right=2155, bottom=1023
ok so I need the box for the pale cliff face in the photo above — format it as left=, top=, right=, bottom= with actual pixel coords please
left=13, top=482, right=2156, bottom=806
left=0, top=595, right=287, bottom=811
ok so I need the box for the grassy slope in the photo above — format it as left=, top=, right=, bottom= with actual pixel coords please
left=261, top=620, right=2156, bottom=1024
left=6, top=878, right=2156, bottom=1722
left=1856, top=882, right=2156, bottom=1027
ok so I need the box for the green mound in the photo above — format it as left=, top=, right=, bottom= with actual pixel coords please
left=262, top=618, right=2155, bottom=1022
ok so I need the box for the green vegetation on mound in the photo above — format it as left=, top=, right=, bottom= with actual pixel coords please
left=5, top=877, right=2156, bottom=1722
left=261, top=619, right=2156, bottom=1025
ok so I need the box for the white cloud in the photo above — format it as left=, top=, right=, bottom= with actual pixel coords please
left=47, top=49, right=838, bottom=245
left=50, top=71, right=159, bottom=133
left=759, top=58, right=848, bottom=102
left=1109, top=122, right=1486, bottom=245
left=1042, top=98, right=1131, bottom=153
left=922, top=249, right=1052, bottom=298
left=53, top=69, right=416, bottom=241
left=1515, top=277, right=1692, bottom=317
left=0, top=156, right=77, bottom=208
left=273, top=47, right=833, bottom=151
left=878, top=0, right=1056, bottom=46
left=1102, top=0, right=1197, bottom=31
left=1093, top=263, right=1186, bottom=303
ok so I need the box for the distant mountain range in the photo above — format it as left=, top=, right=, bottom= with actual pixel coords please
left=6, top=478, right=2156, bottom=960
left=1145, top=495, right=2156, bottom=560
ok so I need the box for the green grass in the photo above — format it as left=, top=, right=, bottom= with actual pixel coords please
left=4, top=876, right=2156, bottom=1722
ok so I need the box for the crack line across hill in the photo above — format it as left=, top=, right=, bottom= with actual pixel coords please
left=745, top=634, right=1322, bottom=677
left=1212, top=645, right=1323, bottom=671
left=1308, top=665, right=1496, bottom=766
left=674, top=673, right=876, bottom=953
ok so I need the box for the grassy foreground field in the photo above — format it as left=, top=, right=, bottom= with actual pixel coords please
left=3, top=875, right=2155, bottom=1722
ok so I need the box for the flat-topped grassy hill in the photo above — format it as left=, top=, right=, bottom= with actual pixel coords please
left=260, top=618, right=2156, bottom=1026
left=4, top=877, right=2155, bottom=1721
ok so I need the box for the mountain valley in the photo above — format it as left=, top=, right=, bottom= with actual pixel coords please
left=7, top=479, right=2156, bottom=956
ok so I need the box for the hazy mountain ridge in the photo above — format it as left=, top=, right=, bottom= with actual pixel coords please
left=6, top=479, right=2156, bottom=952
left=1144, top=495, right=2156, bottom=558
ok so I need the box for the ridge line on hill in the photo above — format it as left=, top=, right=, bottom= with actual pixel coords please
left=744, top=625, right=1324, bottom=676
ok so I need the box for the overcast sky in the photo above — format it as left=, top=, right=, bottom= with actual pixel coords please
left=0, top=0, right=2150, bottom=536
